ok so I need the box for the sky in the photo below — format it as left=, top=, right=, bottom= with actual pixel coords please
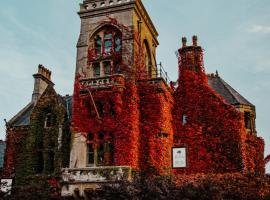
left=0, top=0, right=269, bottom=172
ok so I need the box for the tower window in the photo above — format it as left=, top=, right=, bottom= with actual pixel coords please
left=104, top=32, right=113, bottom=54
left=94, top=35, right=102, bottom=55
left=114, top=36, right=122, bottom=52
left=103, top=61, right=111, bottom=76
left=88, top=27, right=122, bottom=78
left=93, top=63, right=101, bottom=77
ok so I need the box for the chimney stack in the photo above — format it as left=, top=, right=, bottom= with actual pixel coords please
left=192, top=35, right=198, bottom=46
left=32, top=64, right=54, bottom=103
left=182, top=37, right=187, bottom=47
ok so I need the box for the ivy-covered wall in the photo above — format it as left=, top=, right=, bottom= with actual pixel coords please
left=15, top=86, right=71, bottom=185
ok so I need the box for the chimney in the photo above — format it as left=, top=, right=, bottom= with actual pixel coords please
left=192, top=35, right=198, bottom=46
left=32, top=64, right=54, bottom=103
left=182, top=37, right=187, bottom=47
left=178, top=35, right=205, bottom=75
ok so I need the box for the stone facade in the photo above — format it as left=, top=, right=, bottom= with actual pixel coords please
left=2, top=0, right=267, bottom=199
left=3, top=65, right=71, bottom=181
left=65, top=0, right=266, bottom=197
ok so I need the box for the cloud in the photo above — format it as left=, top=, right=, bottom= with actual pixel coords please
left=248, top=24, right=270, bottom=33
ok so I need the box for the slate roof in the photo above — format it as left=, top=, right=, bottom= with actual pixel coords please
left=207, top=74, right=254, bottom=107
left=8, top=95, right=73, bottom=127
left=8, top=102, right=35, bottom=127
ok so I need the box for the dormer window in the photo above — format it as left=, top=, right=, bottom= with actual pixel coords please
left=44, top=113, right=53, bottom=128
left=244, top=112, right=251, bottom=129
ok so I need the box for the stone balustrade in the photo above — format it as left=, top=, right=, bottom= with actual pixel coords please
left=80, top=74, right=125, bottom=89
left=61, top=166, right=132, bottom=197
left=61, top=166, right=131, bottom=183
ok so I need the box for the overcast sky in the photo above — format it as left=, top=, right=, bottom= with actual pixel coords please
left=0, top=0, right=269, bottom=171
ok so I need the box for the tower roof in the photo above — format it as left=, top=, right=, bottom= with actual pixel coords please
left=207, top=73, right=254, bottom=107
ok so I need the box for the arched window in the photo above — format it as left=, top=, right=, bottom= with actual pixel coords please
left=89, top=26, right=122, bottom=78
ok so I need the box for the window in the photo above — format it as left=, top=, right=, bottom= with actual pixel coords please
left=114, top=35, right=122, bottom=52
left=97, top=101, right=104, bottom=117
left=244, top=112, right=251, bottom=129
left=87, top=144, right=94, bottom=166
left=109, top=100, right=115, bottom=116
left=88, top=133, right=94, bottom=141
left=86, top=132, right=114, bottom=166
left=103, top=61, right=111, bottom=76
left=88, top=27, right=122, bottom=78
left=182, top=115, right=187, bottom=125
left=97, top=143, right=104, bottom=165
left=93, top=63, right=101, bottom=77
left=104, top=32, right=113, bottom=54
left=44, top=113, right=53, bottom=128
left=94, top=35, right=102, bottom=55
left=114, top=61, right=121, bottom=74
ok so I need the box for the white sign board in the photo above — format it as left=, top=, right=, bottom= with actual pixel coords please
left=1, top=179, right=13, bottom=195
left=172, top=147, right=187, bottom=168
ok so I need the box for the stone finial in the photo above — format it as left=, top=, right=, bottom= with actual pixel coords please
left=192, top=35, right=198, bottom=46
left=182, top=37, right=187, bottom=47
left=215, top=70, right=219, bottom=77
left=38, top=64, right=52, bottom=80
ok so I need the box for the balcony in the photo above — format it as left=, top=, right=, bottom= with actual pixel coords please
left=61, top=166, right=132, bottom=197
left=80, top=74, right=125, bottom=90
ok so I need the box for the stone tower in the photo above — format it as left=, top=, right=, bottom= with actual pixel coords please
left=65, top=0, right=172, bottom=197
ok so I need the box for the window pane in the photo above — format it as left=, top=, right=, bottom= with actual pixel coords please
left=98, top=144, right=104, bottom=165
left=87, top=144, right=94, bottom=165
left=99, top=132, right=105, bottom=140
left=104, top=62, right=111, bottom=76
left=93, top=63, right=100, bottom=77
left=104, top=33, right=112, bottom=40
left=95, top=36, right=102, bottom=55
left=115, top=37, right=121, bottom=52
left=87, top=133, right=94, bottom=141
left=244, top=112, right=251, bottom=129
left=104, top=40, right=112, bottom=54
